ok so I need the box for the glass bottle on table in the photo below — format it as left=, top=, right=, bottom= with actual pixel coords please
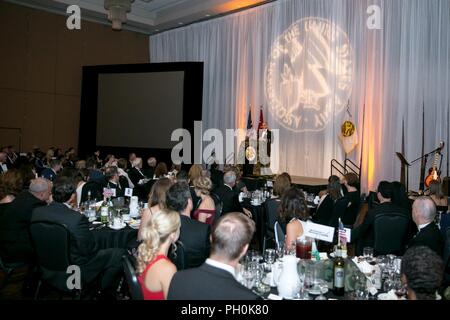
left=100, top=197, right=109, bottom=224
left=333, top=246, right=345, bottom=296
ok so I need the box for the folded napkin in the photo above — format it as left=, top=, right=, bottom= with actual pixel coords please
left=352, top=258, right=374, bottom=275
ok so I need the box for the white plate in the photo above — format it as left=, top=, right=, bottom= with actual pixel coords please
left=308, top=287, right=328, bottom=295
left=109, top=222, right=126, bottom=230
left=128, top=219, right=141, bottom=229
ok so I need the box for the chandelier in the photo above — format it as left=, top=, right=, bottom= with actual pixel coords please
left=104, top=0, right=134, bottom=30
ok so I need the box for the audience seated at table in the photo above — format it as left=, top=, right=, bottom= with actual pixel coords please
left=143, top=157, right=157, bottom=179
left=168, top=212, right=260, bottom=300
left=153, top=162, right=168, bottom=179
left=352, top=181, right=411, bottom=256
left=209, top=162, right=223, bottom=190
left=0, top=169, right=23, bottom=206
left=136, top=209, right=181, bottom=300
left=272, top=172, right=292, bottom=199
left=401, top=245, right=444, bottom=300
left=32, top=176, right=125, bottom=299
left=128, top=157, right=148, bottom=187
left=213, top=171, right=243, bottom=215
left=117, top=158, right=133, bottom=189
left=408, top=196, right=444, bottom=256
left=277, top=187, right=310, bottom=251
left=192, top=176, right=216, bottom=225
left=0, top=151, right=10, bottom=174
left=40, top=158, right=62, bottom=182
left=342, top=172, right=361, bottom=226
left=105, top=166, right=124, bottom=198
left=428, top=180, right=448, bottom=212
left=166, top=182, right=211, bottom=269
left=0, top=178, right=51, bottom=264
left=391, top=181, right=411, bottom=212
left=139, top=177, right=173, bottom=241
left=314, top=175, right=342, bottom=227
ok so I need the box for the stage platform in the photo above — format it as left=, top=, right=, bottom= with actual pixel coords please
left=242, top=175, right=328, bottom=194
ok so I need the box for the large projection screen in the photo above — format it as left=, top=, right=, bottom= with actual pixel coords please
left=96, top=72, right=184, bottom=149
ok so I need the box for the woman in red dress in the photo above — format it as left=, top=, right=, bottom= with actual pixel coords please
left=136, top=209, right=180, bottom=300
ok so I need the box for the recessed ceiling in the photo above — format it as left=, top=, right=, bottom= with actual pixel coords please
left=6, top=0, right=275, bottom=35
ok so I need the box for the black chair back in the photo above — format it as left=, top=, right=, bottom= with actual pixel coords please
left=264, top=198, right=280, bottom=231
left=210, top=193, right=223, bottom=226
left=122, top=255, right=143, bottom=300
left=373, top=213, right=410, bottom=255
left=30, top=221, right=71, bottom=271
left=274, top=221, right=285, bottom=248
left=169, top=240, right=186, bottom=271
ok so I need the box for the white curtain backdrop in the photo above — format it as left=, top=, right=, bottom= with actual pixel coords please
left=150, top=0, right=450, bottom=193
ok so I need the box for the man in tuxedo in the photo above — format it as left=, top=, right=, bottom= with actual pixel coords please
left=0, top=151, right=9, bottom=174
left=128, top=157, right=148, bottom=201
left=408, top=196, right=444, bottom=256
left=40, top=158, right=62, bottom=182
left=213, top=171, right=243, bottom=215
left=165, top=182, right=211, bottom=269
left=31, top=176, right=125, bottom=298
left=105, top=166, right=124, bottom=198
left=144, top=157, right=157, bottom=179
left=351, top=181, right=411, bottom=256
left=0, top=178, right=52, bottom=263
left=168, top=212, right=260, bottom=300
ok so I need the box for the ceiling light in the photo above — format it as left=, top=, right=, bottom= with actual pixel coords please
left=104, top=0, right=134, bottom=30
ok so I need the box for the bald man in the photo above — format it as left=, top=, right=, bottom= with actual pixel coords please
left=0, top=178, right=52, bottom=263
left=168, top=212, right=260, bottom=300
left=408, top=196, right=444, bottom=256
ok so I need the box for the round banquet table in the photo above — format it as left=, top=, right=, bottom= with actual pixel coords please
left=91, top=224, right=139, bottom=250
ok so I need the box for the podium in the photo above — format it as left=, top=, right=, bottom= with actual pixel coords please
left=396, top=152, right=410, bottom=191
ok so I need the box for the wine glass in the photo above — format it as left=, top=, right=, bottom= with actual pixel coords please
left=315, top=280, right=328, bottom=300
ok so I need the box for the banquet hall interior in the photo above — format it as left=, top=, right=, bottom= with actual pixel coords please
left=0, top=0, right=449, bottom=302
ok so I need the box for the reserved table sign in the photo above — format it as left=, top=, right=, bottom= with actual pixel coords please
left=304, top=221, right=335, bottom=242
left=304, top=221, right=351, bottom=243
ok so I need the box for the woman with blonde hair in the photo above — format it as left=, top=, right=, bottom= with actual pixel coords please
left=192, top=176, right=216, bottom=225
left=138, top=178, right=173, bottom=240
left=136, top=210, right=181, bottom=300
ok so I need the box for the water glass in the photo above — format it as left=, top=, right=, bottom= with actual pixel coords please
left=264, top=249, right=276, bottom=265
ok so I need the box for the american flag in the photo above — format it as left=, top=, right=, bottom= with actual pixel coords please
left=338, top=218, right=347, bottom=246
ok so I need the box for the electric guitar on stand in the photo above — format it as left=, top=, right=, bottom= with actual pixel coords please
left=424, top=141, right=445, bottom=188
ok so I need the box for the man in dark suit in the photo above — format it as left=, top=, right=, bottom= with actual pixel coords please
left=352, top=181, right=411, bottom=256
left=165, top=182, right=210, bottom=269
left=168, top=212, right=260, bottom=300
left=408, top=196, right=444, bottom=256
left=31, top=176, right=125, bottom=298
left=0, top=178, right=51, bottom=263
left=105, top=166, right=124, bottom=198
left=213, top=171, right=243, bottom=215
left=40, top=158, right=62, bottom=182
